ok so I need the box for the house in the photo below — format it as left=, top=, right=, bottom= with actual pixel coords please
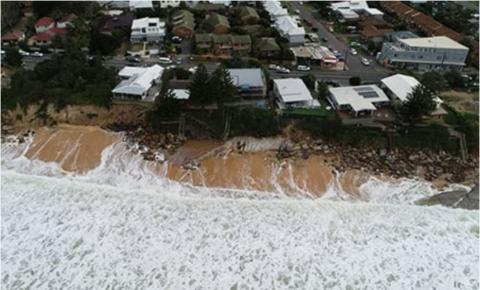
left=231, top=35, right=251, bottom=56
left=112, top=65, right=163, bottom=101
left=57, top=13, right=77, bottom=29
left=172, top=10, right=195, bottom=38
left=255, top=37, right=280, bottom=58
left=239, top=6, right=259, bottom=24
left=129, top=0, right=153, bottom=10
left=380, top=1, right=463, bottom=42
left=327, top=85, right=390, bottom=117
left=194, top=33, right=212, bottom=53
left=330, top=0, right=383, bottom=22
left=274, top=78, right=320, bottom=109
left=358, top=17, right=393, bottom=42
left=380, top=73, right=421, bottom=103
left=381, top=74, right=447, bottom=117
left=35, top=17, right=54, bottom=33
left=275, top=15, right=305, bottom=44
left=159, top=0, right=180, bottom=8
left=379, top=36, right=469, bottom=71
left=31, top=28, right=67, bottom=46
left=228, top=68, right=266, bottom=99
left=212, top=34, right=232, bottom=54
left=263, top=1, right=288, bottom=20
left=205, top=13, right=230, bottom=34
left=1, top=31, right=25, bottom=46
left=290, top=43, right=337, bottom=66
left=101, top=14, right=134, bottom=35
left=130, top=17, right=165, bottom=43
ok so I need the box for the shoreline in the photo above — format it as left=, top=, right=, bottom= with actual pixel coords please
left=2, top=123, right=478, bottom=199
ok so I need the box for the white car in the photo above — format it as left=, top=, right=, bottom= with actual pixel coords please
left=32, top=52, right=44, bottom=57
left=0, top=50, right=5, bottom=55
left=361, top=57, right=370, bottom=66
left=349, top=48, right=358, bottom=55
left=166, top=65, right=176, bottom=70
left=297, top=65, right=310, bottom=71
left=276, top=66, right=290, bottom=74
left=188, top=66, right=197, bottom=74
left=268, top=64, right=279, bottom=70
left=158, top=57, right=172, bottom=64
left=18, top=49, right=30, bottom=56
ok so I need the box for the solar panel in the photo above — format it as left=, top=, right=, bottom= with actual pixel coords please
left=353, top=87, right=379, bottom=98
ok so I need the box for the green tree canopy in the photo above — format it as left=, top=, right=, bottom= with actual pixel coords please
left=349, top=76, right=361, bottom=86
left=420, top=71, right=447, bottom=92
left=208, top=65, right=237, bottom=105
left=443, top=69, right=466, bottom=89
left=400, top=85, right=437, bottom=123
left=4, top=48, right=22, bottom=67
left=188, top=63, right=211, bottom=107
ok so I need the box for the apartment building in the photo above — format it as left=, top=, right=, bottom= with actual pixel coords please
left=379, top=36, right=469, bottom=70
left=130, top=17, right=166, bottom=43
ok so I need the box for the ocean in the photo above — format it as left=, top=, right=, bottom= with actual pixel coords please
left=1, top=131, right=478, bottom=289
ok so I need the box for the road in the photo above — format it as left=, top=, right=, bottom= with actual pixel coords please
left=286, top=1, right=389, bottom=74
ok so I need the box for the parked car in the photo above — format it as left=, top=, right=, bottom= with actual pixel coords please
left=1, top=50, right=5, bottom=55
left=349, top=48, right=358, bottom=55
left=18, top=49, right=30, bottom=56
left=297, top=65, right=310, bottom=71
left=328, top=26, right=334, bottom=32
left=268, top=64, right=279, bottom=70
left=276, top=66, right=290, bottom=74
left=171, top=36, right=182, bottom=43
left=166, top=65, right=176, bottom=70
left=325, top=80, right=340, bottom=87
left=175, top=56, right=183, bottom=64
left=361, top=57, right=370, bottom=66
left=158, top=57, right=173, bottom=64
left=350, top=41, right=361, bottom=47
left=126, top=55, right=141, bottom=63
left=188, top=66, right=197, bottom=74
left=321, top=37, right=328, bottom=42
left=294, top=9, right=300, bottom=14
left=32, top=51, right=44, bottom=57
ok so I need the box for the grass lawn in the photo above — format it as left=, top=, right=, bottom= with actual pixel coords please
left=283, top=100, right=335, bottom=118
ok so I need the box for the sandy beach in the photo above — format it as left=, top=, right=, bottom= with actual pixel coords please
left=15, top=124, right=374, bottom=196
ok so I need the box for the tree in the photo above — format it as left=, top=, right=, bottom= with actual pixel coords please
left=208, top=65, right=237, bottom=104
left=317, top=81, right=329, bottom=100
left=400, top=85, right=437, bottom=123
left=443, top=69, right=465, bottom=89
left=188, top=63, right=211, bottom=107
left=301, top=73, right=316, bottom=90
left=420, top=71, right=447, bottom=92
left=349, top=76, right=361, bottom=86
left=4, top=48, right=22, bottom=67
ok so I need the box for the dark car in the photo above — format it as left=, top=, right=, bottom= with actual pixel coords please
left=126, top=55, right=141, bottom=63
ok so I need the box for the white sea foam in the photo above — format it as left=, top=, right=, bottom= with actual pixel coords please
left=1, top=140, right=479, bottom=289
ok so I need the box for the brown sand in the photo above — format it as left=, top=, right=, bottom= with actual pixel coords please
left=21, top=125, right=369, bottom=197
left=25, top=124, right=119, bottom=173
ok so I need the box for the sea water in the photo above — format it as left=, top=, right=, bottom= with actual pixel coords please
left=1, top=138, right=478, bottom=289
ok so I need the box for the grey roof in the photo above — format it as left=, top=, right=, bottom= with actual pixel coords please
left=228, top=68, right=265, bottom=88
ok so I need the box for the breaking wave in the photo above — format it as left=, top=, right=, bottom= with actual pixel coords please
left=1, top=132, right=478, bottom=289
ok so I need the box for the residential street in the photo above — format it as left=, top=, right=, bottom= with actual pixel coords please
left=286, top=1, right=389, bottom=74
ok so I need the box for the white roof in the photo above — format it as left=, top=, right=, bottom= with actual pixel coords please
left=129, top=0, right=153, bottom=9
left=331, top=0, right=382, bottom=17
left=264, top=1, right=288, bottom=17
left=275, top=16, right=305, bottom=37
left=131, top=17, right=164, bottom=29
left=228, top=69, right=265, bottom=88
left=173, top=89, right=190, bottom=100
left=274, top=78, right=313, bottom=103
left=113, top=65, right=163, bottom=96
left=381, top=74, right=420, bottom=102
left=329, top=85, right=389, bottom=112
left=400, top=36, right=468, bottom=50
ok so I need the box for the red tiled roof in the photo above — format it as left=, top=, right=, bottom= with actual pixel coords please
left=1, top=31, right=24, bottom=41
left=32, top=27, right=66, bottom=42
left=35, top=17, right=54, bottom=27
left=380, top=1, right=464, bottom=42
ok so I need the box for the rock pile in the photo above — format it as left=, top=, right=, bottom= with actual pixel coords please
left=275, top=137, right=478, bottom=184
left=104, top=123, right=185, bottom=162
